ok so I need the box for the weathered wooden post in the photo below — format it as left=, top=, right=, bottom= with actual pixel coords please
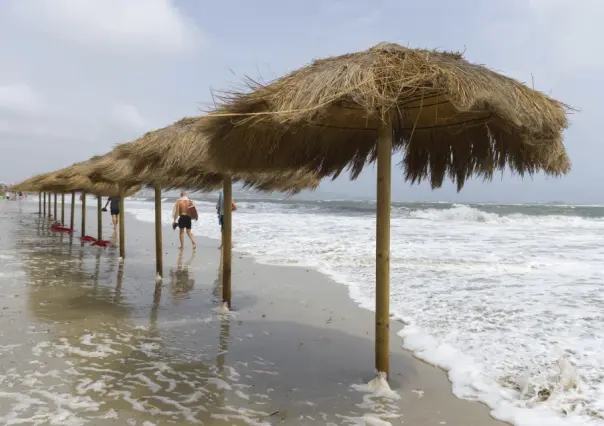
left=119, top=185, right=125, bottom=259
left=81, top=192, right=86, bottom=236
left=70, top=192, right=75, bottom=230
left=375, top=114, right=392, bottom=379
left=61, top=193, right=65, bottom=224
left=97, top=196, right=102, bottom=243
left=154, top=184, right=163, bottom=278
left=222, top=177, right=233, bottom=309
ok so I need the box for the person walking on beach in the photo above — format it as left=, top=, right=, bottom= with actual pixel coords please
left=173, top=191, right=197, bottom=250
left=216, top=191, right=237, bottom=249
left=102, top=196, right=120, bottom=229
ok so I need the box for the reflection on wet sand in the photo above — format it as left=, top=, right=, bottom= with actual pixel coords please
left=2, top=204, right=420, bottom=426
left=114, top=263, right=124, bottom=303
left=169, top=249, right=196, bottom=303
left=110, top=229, right=117, bottom=249
left=1, top=212, right=278, bottom=425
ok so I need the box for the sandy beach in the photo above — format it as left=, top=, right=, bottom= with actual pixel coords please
left=0, top=199, right=509, bottom=425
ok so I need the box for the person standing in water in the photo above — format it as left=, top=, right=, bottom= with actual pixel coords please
left=216, top=191, right=237, bottom=249
left=172, top=191, right=197, bottom=250
left=103, top=196, right=120, bottom=230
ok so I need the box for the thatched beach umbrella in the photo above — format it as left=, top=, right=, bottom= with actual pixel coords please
left=12, top=173, right=49, bottom=193
left=50, top=157, right=139, bottom=254
left=63, top=175, right=139, bottom=249
left=21, top=169, right=78, bottom=231
left=13, top=174, right=56, bottom=220
left=89, top=144, right=319, bottom=306
left=194, top=43, right=570, bottom=379
left=53, top=160, right=99, bottom=238
left=27, top=171, right=84, bottom=234
left=34, top=164, right=139, bottom=250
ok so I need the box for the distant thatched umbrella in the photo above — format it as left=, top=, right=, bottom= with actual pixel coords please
left=12, top=173, right=53, bottom=193
left=19, top=160, right=139, bottom=249
left=107, top=118, right=320, bottom=192
left=12, top=174, right=50, bottom=218
left=90, top=146, right=319, bottom=194
left=194, top=42, right=571, bottom=379
left=91, top=139, right=319, bottom=303
left=51, top=158, right=139, bottom=253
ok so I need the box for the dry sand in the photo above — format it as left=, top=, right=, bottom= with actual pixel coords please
left=0, top=200, right=510, bottom=425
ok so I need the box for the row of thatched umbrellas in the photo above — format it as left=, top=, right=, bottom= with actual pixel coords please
left=11, top=43, right=570, bottom=380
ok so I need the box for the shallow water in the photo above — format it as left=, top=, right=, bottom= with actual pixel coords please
left=0, top=201, right=403, bottom=425
left=126, top=195, right=604, bottom=426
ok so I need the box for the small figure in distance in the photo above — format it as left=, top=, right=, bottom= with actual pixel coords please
left=216, top=190, right=237, bottom=249
left=102, top=195, right=120, bottom=230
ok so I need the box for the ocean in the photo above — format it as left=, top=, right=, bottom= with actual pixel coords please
left=124, top=193, right=604, bottom=426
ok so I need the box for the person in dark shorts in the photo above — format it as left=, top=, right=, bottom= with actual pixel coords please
left=172, top=191, right=196, bottom=250
left=103, top=196, right=120, bottom=229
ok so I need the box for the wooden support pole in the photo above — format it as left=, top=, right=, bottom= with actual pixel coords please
left=375, top=114, right=392, bottom=379
left=119, top=185, right=125, bottom=259
left=48, top=192, right=52, bottom=217
left=154, top=184, right=163, bottom=278
left=70, top=192, right=75, bottom=230
left=61, top=193, right=65, bottom=225
left=97, top=196, right=102, bottom=243
left=43, top=193, right=46, bottom=216
left=38, top=192, right=42, bottom=214
left=222, top=177, right=233, bottom=309
left=81, top=192, right=86, bottom=236
left=53, top=193, right=57, bottom=220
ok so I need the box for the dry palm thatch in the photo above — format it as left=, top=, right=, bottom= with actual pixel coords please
left=87, top=155, right=146, bottom=186
left=112, top=117, right=210, bottom=177
left=11, top=174, right=52, bottom=192
left=56, top=174, right=140, bottom=197
left=196, top=42, right=570, bottom=190
left=14, top=158, right=139, bottom=196
left=53, top=156, right=106, bottom=181
left=105, top=126, right=320, bottom=194
left=164, top=169, right=320, bottom=194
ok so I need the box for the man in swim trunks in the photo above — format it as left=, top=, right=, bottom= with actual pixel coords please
left=172, top=191, right=197, bottom=250
left=103, top=196, right=120, bottom=229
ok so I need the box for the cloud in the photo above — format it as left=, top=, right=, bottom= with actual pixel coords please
left=0, top=84, right=39, bottom=113
left=0, top=0, right=600, bottom=202
left=483, top=0, right=604, bottom=73
left=5, top=0, right=202, bottom=55
left=111, top=104, right=147, bottom=130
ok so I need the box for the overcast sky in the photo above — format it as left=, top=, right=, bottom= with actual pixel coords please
left=0, top=0, right=600, bottom=203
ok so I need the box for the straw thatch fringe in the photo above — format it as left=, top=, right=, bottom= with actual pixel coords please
left=106, top=122, right=320, bottom=194
left=13, top=158, right=140, bottom=196
left=197, top=42, right=570, bottom=190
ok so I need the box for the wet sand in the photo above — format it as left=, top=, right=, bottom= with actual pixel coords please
left=0, top=200, right=510, bottom=425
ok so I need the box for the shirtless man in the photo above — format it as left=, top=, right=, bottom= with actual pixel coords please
left=172, top=191, right=196, bottom=250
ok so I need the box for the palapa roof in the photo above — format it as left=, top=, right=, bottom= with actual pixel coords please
left=197, top=42, right=570, bottom=190
left=106, top=121, right=320, bottom=194
left=13, top=158, right=140, bottom=196
left=11, top=174, right=50, bottom=192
